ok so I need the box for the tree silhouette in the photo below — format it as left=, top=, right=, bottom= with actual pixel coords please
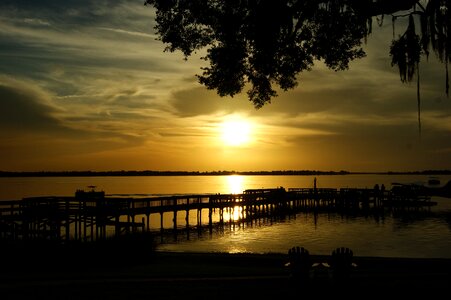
left=145, top=0, right=450, bottom=131
left=388, top=0, right=450, bottom=134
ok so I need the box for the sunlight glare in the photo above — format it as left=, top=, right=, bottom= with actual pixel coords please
left=227, top=175, right=244, bottom=194
left=223, top=206, right=243, bottom=222
left=221, top=120, right=251, bottom=146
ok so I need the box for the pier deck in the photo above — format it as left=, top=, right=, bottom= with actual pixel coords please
left=0, top=186, right=436, bottom=242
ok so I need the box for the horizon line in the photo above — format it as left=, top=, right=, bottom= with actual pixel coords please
left=1, top=169, right=450, bottom=177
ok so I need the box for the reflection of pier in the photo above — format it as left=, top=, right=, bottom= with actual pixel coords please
left=0, top=186, right=436, bottom=241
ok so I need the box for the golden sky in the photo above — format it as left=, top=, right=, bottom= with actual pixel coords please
left=0, top=1, right=450, bottom=172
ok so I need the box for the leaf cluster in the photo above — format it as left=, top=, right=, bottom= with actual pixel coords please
left=145, top=0, right=372, bottom=107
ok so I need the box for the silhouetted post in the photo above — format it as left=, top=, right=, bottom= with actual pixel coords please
left=208, top=207, right=213, bottom=234
left=380, top=184, right=386, bottom=206
left=78, top=200, right=82, bottom=241
left=373, top=184, right=380, bottom=208
left=115, top=214, right=120, bottom=237
left=132, top=213, right=136, bottom=233
left=185, top=209, right=189, bottom=228
left=91, top=214, right=95, bottom=241
left=65, top=199, right=70, bottom=241
left=74, top=204, right=78, bottom=241
left=83, top=200, right=87, bottom=241
left=146, top=199, right=151, bottom=230
left=313, top=177, right=319, bottom=208
left=131, top=200, right=136, bottom=233
left=197, top=208, right=202, bottom=227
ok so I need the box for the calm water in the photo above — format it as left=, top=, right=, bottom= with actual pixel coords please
left=1, top=174, right=451, bottom=258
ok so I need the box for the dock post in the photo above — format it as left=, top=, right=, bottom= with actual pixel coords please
left=173, top=210, right=177, bottom=230
left=127, top=214, right=131, bottom=233
left=132, top=200, right=136, bottom=233
left=208, top=207, right=213, bottom=234
left=65, top=199, right=70, bottom=241
left=74, top=207, right=78, bottom=241
left=83, top=200, right=87, bottom=241
left=91, top=214, right=95, bottom=241
left=132, top=213, right=136, bottom=233
left=78, top=200, right=82, bottom=241
left=197, top=209, right=202, bottom=227
left=185, top=209, right=189, bottom=228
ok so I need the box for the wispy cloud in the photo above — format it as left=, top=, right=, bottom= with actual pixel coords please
left=98, top=26, right=156, bottom=38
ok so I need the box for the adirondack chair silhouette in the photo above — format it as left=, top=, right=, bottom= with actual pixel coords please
left=287, top=246, right=312, bottom=279
left=330, top=247, right=354, bottom=280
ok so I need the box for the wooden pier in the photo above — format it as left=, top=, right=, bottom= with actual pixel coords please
left=0, top=185, right=436, bottom=242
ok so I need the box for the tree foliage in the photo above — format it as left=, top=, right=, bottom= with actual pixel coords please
left=145, top=0, right=450, bottom=108
left=390, top=15, right=422, bottom=83
left=390, top=0, right=450, bottom=93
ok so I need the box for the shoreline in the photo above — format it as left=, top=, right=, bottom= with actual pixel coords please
left=2, top=250, right=450, bottom=298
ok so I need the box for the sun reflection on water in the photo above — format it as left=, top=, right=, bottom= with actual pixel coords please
left=226, top=175, right=244, bottom=194
left=223, top=206, right=243, bottom=222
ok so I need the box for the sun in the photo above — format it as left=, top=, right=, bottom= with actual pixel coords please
left=221, top=119, right=252, bottom=146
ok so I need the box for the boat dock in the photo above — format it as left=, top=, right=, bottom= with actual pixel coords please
left=0, top=185, right=437, bottom=242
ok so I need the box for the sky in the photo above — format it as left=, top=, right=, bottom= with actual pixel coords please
left=0, top=0, right=450, bottom=172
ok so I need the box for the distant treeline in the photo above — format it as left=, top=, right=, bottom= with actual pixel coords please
left=0, top=170, right=450, bottom=177
left=0, top=170, right=349, bottom=177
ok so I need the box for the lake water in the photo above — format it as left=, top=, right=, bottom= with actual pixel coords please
left=1, top=174, right=451, bottom=258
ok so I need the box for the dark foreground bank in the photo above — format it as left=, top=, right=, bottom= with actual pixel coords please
left=1, top=250, right=450, bottom=299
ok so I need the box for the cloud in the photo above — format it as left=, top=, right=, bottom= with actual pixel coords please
left=0, top=77, right=66, bottom=132
left=23, top=18, right=51, bottom=26
left=0, top=77, right=148, bottom=149
left=170, top=86, right=252, bottom=117
left=98, top=27, right=156, bottom=38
